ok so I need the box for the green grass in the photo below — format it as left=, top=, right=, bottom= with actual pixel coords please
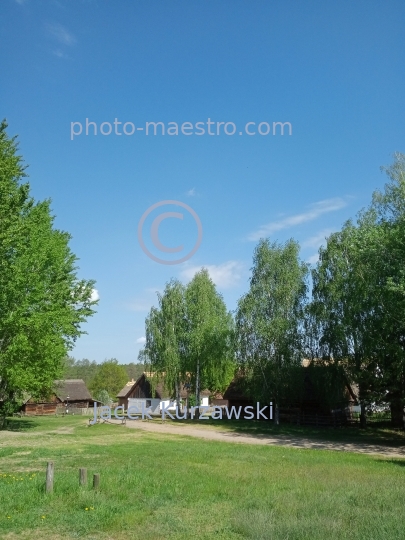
left=1, top=416, right=405, bottom=539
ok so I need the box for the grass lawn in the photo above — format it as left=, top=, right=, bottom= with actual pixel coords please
left=1, top=416, right=405, bottom=539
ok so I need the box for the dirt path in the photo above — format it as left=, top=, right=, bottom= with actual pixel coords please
left=120, top=419, right=405, bottom=459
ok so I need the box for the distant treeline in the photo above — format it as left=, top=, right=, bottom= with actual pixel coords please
left=63, top=357, right=144, bottom=401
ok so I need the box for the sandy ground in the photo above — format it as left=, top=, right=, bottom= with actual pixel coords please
left=119, top=419, right=405, bottom=459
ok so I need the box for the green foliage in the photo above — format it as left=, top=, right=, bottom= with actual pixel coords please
left=94, top=389, right=111, bottom=406
left=184, top=269, right=235, bottom=403
left=63, top=357, right=99, bottom=387
left=0, top=121, right=97, bottom=424
left=123, top=362, right=145, bottom=381
left=88, top=359, right=128, bottom=398
left=145, top=279, right=187, bottom=403
left=235, top=239, right=309, bottom=406
left=311, top=153, right=405, bottom=425
left=145, top=271, right=235, bottom=405
left=63, top=357, right=144, bottom=390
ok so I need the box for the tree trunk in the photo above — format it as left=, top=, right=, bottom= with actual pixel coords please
left=274, top=403, right=279, bottom=426
left=360, top=401, right=367, bottom=429
left=195, top=358, right=200, bottom=420
left=390, top=398, right=404, bottom=428
left=175, top=377, right=180, bottom=418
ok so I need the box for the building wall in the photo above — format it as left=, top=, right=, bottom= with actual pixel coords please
left=127, top=398, right=161, bottom=416
left=22, top=399, right=90, bottom=416
left=118, top=376, right=156, bottom=409
left=23, top=403, right=58, bottom=416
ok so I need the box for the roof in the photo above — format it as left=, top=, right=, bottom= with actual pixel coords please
left=117, top=373, right=211, bottom=399
left=117, top=376, right=143, bottom=398
left=54, top=379, right=93, bottom=402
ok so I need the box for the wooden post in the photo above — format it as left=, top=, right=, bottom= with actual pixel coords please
left=79, top=468, right=87, bottom=486
left=46, top=461, right=54, bottom=494
left=93, top=473, right=100, bottom=489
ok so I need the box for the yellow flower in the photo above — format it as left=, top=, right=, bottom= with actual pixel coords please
left=41, top=516, right=46, bottom=519
left=85, top=508, right=89, bottom=511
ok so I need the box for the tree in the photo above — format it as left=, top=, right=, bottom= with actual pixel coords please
left=145, top=279, right=187, bottom=407
left=123, top=362, right=145, bottom=382
left=235, top=239, right=308, bottom=424
left=63, top=357, right=99, bottom=386
left=359, top=153, right=405, bottom=425
left=89, top=359, right=128, bottom=399
left=94, top=389, right=112, bottom=406
left=311, top=153, right=405, bottom=427
left=144, top=271, right=234, bottom=415
left=184, top=269, right=234, bottom=411
left=0, top=121, right=97, bottom=427
left=310, top=222, right=382, bottom=427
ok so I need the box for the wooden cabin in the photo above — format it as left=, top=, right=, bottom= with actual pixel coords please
left=21, top=379, right=94, bottom=415
left=117, top=373, right=210, bottom=410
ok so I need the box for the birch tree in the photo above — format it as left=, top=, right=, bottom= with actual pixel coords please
left=310, top=222, right=381, bottom=427
left=311, top=153, right=405, bottom=427
left=145, top=271, right=234, bottom=414
left=235, top=239, right=308, bottom=424
left=144, top=279, right=187, bottom=407
left=184, top=269, right=234, bottom=412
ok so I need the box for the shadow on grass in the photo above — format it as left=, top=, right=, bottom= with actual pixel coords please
left=162, top=417, right=405, bottom=447
left=3, top=417, right=43, bottom=432
left=378, top=459, right=405, bottom=467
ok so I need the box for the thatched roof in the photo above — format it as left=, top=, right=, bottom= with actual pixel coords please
left=21, top=379, right=93, bottom=405
left=53, top=379, right=92, bottom=402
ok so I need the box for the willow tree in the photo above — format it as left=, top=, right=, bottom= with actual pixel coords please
left=235, top=239, right=308, bottom=424
left=184, top=269, right=234, bottom=410
left=0, top=121, right=97, bottom=427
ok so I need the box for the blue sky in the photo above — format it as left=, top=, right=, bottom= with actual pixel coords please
left=1, top=0, right=404, bottom=364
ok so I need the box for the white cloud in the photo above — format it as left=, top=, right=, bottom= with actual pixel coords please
left=302, top=228, right=334, bottom=250
left=91, top=289, right=100, bottom=302
left=46, top=23, right=77, bottom=46
left=53, top=49, right=68, bottom=59
left=248, top=198, right=348, bottom=242
left=136, top=337, right=146, bottom=344
left=306, top=253, right=320, bottom=265
left=180, top=260, right=244, bottom=289
left=303, top=228, right=336, bottom=265
left=187, top=187, right=197, bottom=197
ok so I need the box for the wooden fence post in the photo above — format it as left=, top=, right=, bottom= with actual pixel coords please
left=79, top=468, right=87, bottom=486
left=46, top=461, right=54, bottom=494
left=93, top=473, right=100, bottom=489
